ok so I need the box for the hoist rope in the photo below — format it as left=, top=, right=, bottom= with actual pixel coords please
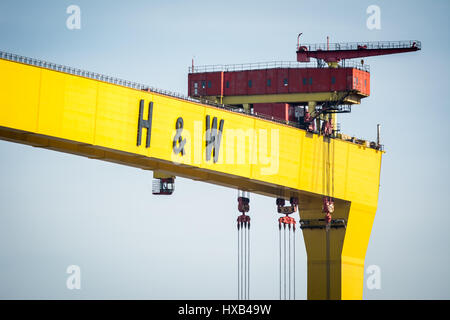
left=284, top=225, right=287, bottom=300
left=288, top=225, right=291, bottom=300
left=279, top=225, right=281, bottom=300
left=326, top=227, right=330, bottom=300
left=237, top=216, right=251, bottom=300
left=237, top=192, right=251, bottom=300
left=241, top=223, right=243, bottom=299
left=237, top=224, right=240, bottom=300
left=293, top=227, right=296, bottom=300
left=247, top=225, right=250, bottom=300
left=278, top=215, right=297, bottom=300
left=332, top=138, right=335, bottom=198
left=244, top=225, right=247, bottom=300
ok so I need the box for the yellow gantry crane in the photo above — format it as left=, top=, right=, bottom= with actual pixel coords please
left=0, top=49, right=387, bottom=299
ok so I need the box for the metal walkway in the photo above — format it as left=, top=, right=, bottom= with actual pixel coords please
left=296, top=40, right=421, bottom=62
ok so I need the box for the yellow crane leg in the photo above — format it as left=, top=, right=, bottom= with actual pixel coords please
left=300, top=196, right=376, bottom=299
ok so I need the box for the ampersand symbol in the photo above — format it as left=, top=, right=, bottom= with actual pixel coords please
left=173, top=117, right=186, bottom=156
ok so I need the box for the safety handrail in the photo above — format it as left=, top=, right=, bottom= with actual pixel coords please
left=0, top=50, right=203, bottom=106
left=189, top=60, right=370, bottom=73
left=297, top=40, right=421, bottom=52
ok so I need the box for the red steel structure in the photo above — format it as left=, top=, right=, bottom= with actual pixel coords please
left=188, top=64, right=370, bottom=99
left=187, top=37, right=420, bottom=126
left=188, top=61, right=369, bottom=123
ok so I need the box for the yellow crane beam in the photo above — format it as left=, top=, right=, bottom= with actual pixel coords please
left=0, top=57, right=383, bottom=299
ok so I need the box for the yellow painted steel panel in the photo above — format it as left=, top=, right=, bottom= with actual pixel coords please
left=331, top=142, right=349, bottom=200
left=150, top=94, right=208, bottom=166
left=251, top=121, right=299, bottom=188
left=345, top=146, right=381, bottom=207
left=198, top=108, right=254, bottom=178
left=38, top=69, right=97, bottom=144
left=275, top=125, right=302, bottom=189
left=95, top=82, right=151, bottom=156
left=0, top=59, right=40, bottom=132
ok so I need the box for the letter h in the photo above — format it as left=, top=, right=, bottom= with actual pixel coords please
left=137, top=99, right=153, bottom=148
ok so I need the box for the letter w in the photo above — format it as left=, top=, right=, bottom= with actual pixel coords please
left=205, top=115, right=224, bottom=163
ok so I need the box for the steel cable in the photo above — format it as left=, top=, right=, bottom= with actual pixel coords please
left=279, top=225, right=281, bottom=300
left=241, top=224, right=244, bottom=300
left=247, top=224, right=250, bottom=300
left=284, top=225, right=286, bottom=300
left=237, top=223, right=240, bottom=300
left=326, top=227, right=330, bottom=300
left=293, top=227, right=296, bottom=300
left=243, top=224, right=247, bottom=300
left=288, top=226, right=291, bottom=300
left=237, top=215, right=251, bottom=300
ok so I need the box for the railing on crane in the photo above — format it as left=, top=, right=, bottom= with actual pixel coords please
left=0, top=50, right=201, bottom=105
left=188, top=60, right=370, bottom=73
left=296, top=40, right=421, bottom=52
left=296, top=39, right=421, bottom=62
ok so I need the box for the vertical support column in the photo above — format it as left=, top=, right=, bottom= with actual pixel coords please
left=341, top=202, right=377, bottom=299
left=299, top=197, right=377, bottom=299
left=219, top=71, right=224, bottom=105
